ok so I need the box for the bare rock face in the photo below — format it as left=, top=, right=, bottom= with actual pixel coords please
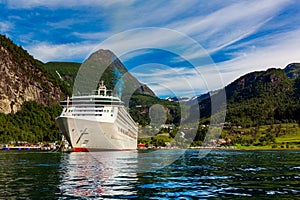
left=0, top=43, right=63, bottom=114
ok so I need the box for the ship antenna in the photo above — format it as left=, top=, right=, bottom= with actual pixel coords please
left=98, top=81, right=107, bottom=96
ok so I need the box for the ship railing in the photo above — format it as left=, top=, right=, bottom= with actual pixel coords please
left=71, top=91, right=118, bottom=97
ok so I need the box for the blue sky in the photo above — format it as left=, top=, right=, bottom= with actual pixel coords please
left=1, top=0, right=300, bottom=98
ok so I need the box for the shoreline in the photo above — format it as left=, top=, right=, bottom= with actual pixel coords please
left=139, top=146, right=300, bottom=151
left=2, top=145, right=300, bottom=152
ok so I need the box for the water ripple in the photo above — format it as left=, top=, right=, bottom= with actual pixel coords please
left=1, top=150, right=300, bottom=199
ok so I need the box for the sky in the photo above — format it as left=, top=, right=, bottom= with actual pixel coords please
left=1, top=0, right=300, bottom=98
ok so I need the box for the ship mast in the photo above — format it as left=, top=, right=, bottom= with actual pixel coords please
left=97, top=81, right=107, bottom=96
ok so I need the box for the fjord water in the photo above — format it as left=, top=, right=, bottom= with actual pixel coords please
left=0, top=150, right=299, bottom=199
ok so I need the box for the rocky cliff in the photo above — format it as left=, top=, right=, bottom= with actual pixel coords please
left=0, top=35, right=65, bottom=114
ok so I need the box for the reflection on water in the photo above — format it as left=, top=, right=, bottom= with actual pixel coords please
left=0, top=150, right=300, bottom=199
left=59, top=151, right=138, bottom=198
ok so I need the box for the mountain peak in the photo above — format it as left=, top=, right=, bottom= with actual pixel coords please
left=284, top=63, right=300, bottom=79
left=73, top=49, right=156, bottom=98
left=89, top=49, right=116, bottom=62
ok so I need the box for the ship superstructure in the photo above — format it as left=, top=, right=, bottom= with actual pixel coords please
left=56, top=81, right=138, bottom=151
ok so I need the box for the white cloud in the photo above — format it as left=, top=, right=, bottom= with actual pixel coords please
left=25, top=28, right=185, bottom=62
left=47, top=19, right=81, bottom=29
left=26, top=28, right=197, bottom=62
left=9, top=0, right=300, bottom=98
left=26, top=26, right=300, bottom=96
left=169, top=0, right=291, bottom=52
left=0, top=21, right=13, bottom=32
left=72, top=31, right=112, bottom=41
left=5, top=0, right=135, bottom=9
left=120, top=0, right=200, bottom=27
left=129, top=26, right=300, bottom=97
left=130, top=63, right=223, bottom=97
left=131, top=64, right=198, bottom=97
left=215, top=28, right=300, bottom=86
left=24, top=0, right=292, bottom=64
left=92, top=28, right=196, bottom=58
left=26, top=42, right=98, bottom=62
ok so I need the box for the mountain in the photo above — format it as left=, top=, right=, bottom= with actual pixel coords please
left=0, top=35, right=70, bottom=143
left=225, top=68, right=295, bottom=125
left=226, top=68, right=292, bottom=103
left=44, top=50, right=180, bottom=126
left=45, top=50, right=156, bottom=98
left=1, top=33, right=299, bottom=143
left=44, top=61, right=81, bottom=89
left=284, top=63, right=300, bottom=79
left=0, top=35, right=68, bottom=114
left=184, top=93, right=210, bottom=106
left=73, top=49, right=156, bottom=99
left=0, top=36, right=167, bottom=143
left=191, top=64, right=300, bottom=126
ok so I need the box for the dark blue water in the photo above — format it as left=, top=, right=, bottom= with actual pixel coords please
left=0, top=150, right=299, bottom=199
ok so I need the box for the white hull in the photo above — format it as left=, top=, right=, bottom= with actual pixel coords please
left=57, top=116, right=137, bottom=151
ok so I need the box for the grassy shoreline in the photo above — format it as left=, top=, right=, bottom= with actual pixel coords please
left=231, top=146, right=300, bottom=150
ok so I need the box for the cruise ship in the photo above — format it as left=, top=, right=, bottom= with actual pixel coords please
left=56, top=81, right=138, bottom=152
